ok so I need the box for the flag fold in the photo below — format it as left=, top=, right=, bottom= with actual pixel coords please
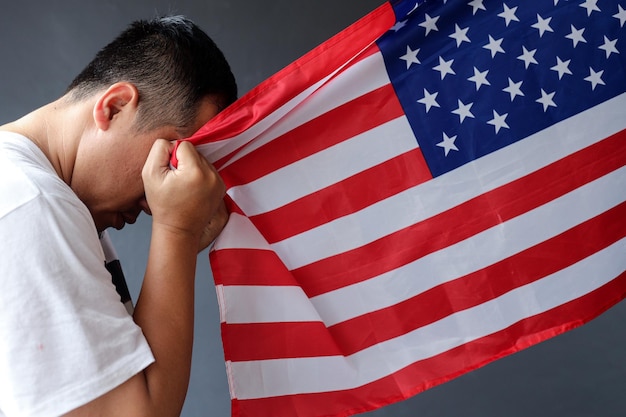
left=185, top=0, right=626, bottom=415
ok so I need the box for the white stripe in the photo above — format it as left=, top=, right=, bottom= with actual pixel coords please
left=219, top=51, right=390, bottom=170
left=225, top=360, right=237, bottom=400
left=312, top=166, right=626, bottom=326
left=223, top=286, right=321, bottom=324
left=228, top=115, right=417, bottom=216
left=271, top=92, right=626, bottom=269
left=213, top=212, right=271, bottom=251
left=231, top=238, right=626, bottom=399
left=217, top=166, right=626, bottom=325
left=196, top=78, right=325, bottom=163
left=197, top=51, right=388, bottom=164
left=216, top=285, right=226, bottom=323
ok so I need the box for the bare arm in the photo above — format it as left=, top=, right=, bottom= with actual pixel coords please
left=66, top=140, right=226, bottom=417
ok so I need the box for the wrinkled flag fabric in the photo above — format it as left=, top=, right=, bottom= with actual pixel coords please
left=183, top=0, right=626, bottom=416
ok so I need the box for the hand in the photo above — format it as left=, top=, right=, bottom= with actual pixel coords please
left=198, top=199, right=229, bottom=252
left=142, top=140, right=225, bottom=242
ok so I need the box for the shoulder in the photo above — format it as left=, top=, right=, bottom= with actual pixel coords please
left=0, top=131, right=96, bottom=239
left=0, top=134, right=154, bottom=417
left=0, top=133, right=104, bottom=300
left=0, top=131, right=105, bottom=305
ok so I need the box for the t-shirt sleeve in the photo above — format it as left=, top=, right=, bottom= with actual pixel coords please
left=0, top=191, right=155, bottom=417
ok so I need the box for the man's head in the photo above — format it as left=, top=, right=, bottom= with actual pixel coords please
left=66, top=15, right=237, bottom=133
left=63, top=16, right=236, bottom=232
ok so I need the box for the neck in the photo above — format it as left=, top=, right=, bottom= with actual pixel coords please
left=0, top=96, right=90, bottom=185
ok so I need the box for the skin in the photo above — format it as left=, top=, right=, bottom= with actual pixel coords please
left=0, top=81, right=228, bottom=416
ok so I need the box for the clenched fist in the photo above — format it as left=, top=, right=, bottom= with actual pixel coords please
left=141, top=140, right=226, bottom=245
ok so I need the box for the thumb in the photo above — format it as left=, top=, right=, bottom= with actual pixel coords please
left=172, top=140, right=200, bottom=170
left=169, top=140, right=190, bottom=169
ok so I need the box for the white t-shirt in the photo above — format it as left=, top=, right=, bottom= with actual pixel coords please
left=0, top=132, right=154, bottom=417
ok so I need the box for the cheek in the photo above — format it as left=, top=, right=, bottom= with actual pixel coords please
left=115, top=140, right=153, bottom=183
left=116, top=161, right=146, bottom=197
left=95, top=152, right=147, bottom=206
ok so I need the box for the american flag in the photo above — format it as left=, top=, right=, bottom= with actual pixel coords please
left=185, top=0, right=626, bottom=416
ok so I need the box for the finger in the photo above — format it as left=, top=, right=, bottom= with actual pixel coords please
left=173, top=140, right=201, bottom=171
left=143, top=139, right=175, bottom=177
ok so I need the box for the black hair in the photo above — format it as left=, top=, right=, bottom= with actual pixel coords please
left=66, top=15, right=237, bottom=131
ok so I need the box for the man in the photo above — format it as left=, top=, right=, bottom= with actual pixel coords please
left=0, top=16, right=236, bottom=416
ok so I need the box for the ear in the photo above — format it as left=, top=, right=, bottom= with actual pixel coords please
left=93, top=82, right=139, bottom=131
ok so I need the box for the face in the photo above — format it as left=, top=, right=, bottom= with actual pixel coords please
left=72, top=97, right=220, bottom=232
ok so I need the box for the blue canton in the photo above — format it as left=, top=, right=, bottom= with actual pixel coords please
left=378, top=0, right=626, bottom=177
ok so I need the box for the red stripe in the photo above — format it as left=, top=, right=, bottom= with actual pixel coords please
left=208, top=43, right=384, bottom=171
left=219, top=84, right=404, bottom=188
left=293, top=130, right=626, bottom=297
left=210, top=248, right=295, bottom=286
left=224, top=321, right=341, bottom=361
left=183, top=3, right=394, bottom=151
left=327, top=201, right=626, bottom=355
left=216, top=202, right=626, bottom=361
left=249, top=148, right=431, bottom=243
left=232, top=271, right=626, bottom=417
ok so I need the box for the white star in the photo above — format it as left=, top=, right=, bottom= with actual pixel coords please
left=517, top=46, right=538, bottom=68
left=599, top=36, right=619, bottom=58
left=419, top=13, right=440, bottom=36
left=584, top=67, right=605, bottom=90
left=391, top=20, right=407, bottom=32
left=532, top=14, right=554, bottom=38
left=536, top=89, right=557, bottom=112
left=550, top=57, right=573, bottom=79
left=468, top=0, right=486, bottom=15
left=580, top=0, right=600, bottom=16
left=498, top=4, right=519, bottom=26
left=468, top=67, right=490, bottom=90
left=436, top=132, right=459, bottom=156
left=433, top=56, right=456, bottom=79
left=483, top=35, right=505, bottom=58
left=487, top=110, right=510, bottom=133
left=449, top=24, right=471, bottom=47
left=614, top=5, right=626, bottom=27
left=565, top=25, right=587, bottom=47
left=400, top=45, right=421, bottom=69
left=452, top=99, right=475, bottom=123
left=417, top=88, right=440, bottom=112
left=502, top=78, right=524, bottom=101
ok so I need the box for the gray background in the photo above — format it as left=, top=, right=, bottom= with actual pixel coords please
left=1, top=1, right=625, bottom=416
